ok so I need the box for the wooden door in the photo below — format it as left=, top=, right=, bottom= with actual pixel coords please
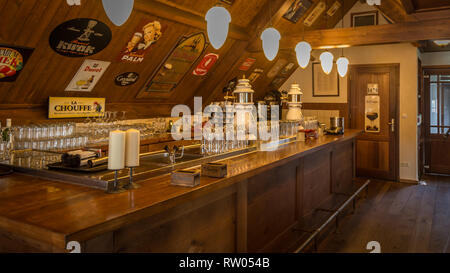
left=349, top=64, right=399, bottom=181
left=424, top=68, right=450, bottom=175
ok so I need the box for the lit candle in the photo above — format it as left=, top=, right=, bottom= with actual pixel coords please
left=108, top=130, right=126, bottom=170
left=125, top=129, right=140, bottom=167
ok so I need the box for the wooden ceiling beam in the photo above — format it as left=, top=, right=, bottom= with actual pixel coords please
left=280, top=18, right=450, bottom=49
left=134, top=0, right=249, bottom=41
left=375, top=0, right=417, bottom=23
left=400, top=0, right=416, bottom=14
left=245, top=0, right=293, bottom=52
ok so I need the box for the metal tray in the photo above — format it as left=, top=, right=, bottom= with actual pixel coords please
left=47, top=162, right=107, bottom=173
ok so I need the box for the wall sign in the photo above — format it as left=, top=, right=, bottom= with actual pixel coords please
left=326, top=1, right=341, bottom=17
left=248, top=68, right=263, bottom=83
left=115, top=72, right=139, bottom=86
left=118, top=20, right=164, bottom=63
left=141, top=32, right=207, bottom=94
left=239, top=58, right=256, bottom=71
left=0, top=45, right=34, bottom=82
left=304, top=1, right=326, bottom=27
left=193, top=53, right=219, bottom=76
left=365, top=95, right=380, bottom=133
left=283, top=0, right=313, bottom=23
left=49, top=18, right=111, bottom=57
left=66, top=0, right=81, bottom=5
left=65, top=59, right=110, bottom=92
left=267, top=58, right=287, bottom=78
left=48, top=97, right=105, bottom=119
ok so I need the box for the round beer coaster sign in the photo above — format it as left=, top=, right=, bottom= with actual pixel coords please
left=115, top=72, right=139, bottom=86
left=49, top=18, right=112, bottom=57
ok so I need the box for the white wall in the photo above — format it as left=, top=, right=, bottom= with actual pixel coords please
left=282, top=43, right=419, bottom=182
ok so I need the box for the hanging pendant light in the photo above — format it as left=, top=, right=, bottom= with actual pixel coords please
left=102, top=0, right=134, bottom=26
left=335, top=4, right=349, bottom=77
left=261, top=28, right=281, bottom=61
left=205, top=6, right=231, bottom=50
left=337, top=56, right=349, bottom=77
left=320, top=51, right=334, bottom=75
left=295, top=41, right=311, bottom=69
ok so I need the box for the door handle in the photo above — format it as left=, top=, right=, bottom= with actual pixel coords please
left=388, top=119, right=395, bottom=132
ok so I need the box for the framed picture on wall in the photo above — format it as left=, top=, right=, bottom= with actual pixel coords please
left=312, top=62, right=339, bottom=97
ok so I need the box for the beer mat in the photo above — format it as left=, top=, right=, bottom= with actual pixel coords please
left=47, top=162, right=107, bottom=173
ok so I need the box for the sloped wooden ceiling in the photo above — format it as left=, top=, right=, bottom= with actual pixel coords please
left=0, top=0, right=357, bottom=123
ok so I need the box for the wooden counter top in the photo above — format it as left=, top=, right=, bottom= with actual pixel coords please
left=0, top=130, right=362, bottom=250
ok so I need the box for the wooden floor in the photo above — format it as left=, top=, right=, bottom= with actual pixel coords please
left=315, top=175, right=450, bottom=253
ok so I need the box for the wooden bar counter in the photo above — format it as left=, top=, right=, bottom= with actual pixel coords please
left=0, top=130, right=362, bottom=253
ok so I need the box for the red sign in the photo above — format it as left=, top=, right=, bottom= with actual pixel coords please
left=238, top=57, right=256, bottom=71
left=193, top=53, right=219, bottom=76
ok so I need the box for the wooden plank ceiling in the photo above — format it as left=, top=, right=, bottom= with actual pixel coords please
left=1, top=0, right=449, bottom=122
left=0, top=0, right=360, bottom=121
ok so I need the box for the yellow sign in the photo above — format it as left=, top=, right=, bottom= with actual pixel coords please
left=48, top=97, right=105, bottom=118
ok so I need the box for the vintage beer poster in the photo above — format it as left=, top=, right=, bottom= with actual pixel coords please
left=65, top=59, right=110, bottom=92
left=48, top=97, right=105, bottom=118
left=0, top=45, right=34, bottom=82
left=141, top=32, right=207, bottom=93
left=365, top=95, right=380, bottom=133
left=118, top=19, right=165, bottom=63
left=49, top=18, right=112, bottom=57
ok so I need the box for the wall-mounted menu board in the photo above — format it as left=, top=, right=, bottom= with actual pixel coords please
left=138, top=32, right=207, bottom=96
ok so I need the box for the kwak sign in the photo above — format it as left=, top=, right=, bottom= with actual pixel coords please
left=49, top=18, right=112, bottom=57
left=0, top=45, right=34, bottom=82
left=65, top=59, right=110, bottom=92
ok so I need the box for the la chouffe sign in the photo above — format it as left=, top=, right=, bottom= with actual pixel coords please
left=48, top=97, right=105, bottom=118
left=0, top=45, right=34, bottom=82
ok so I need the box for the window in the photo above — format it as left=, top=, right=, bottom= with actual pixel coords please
left=428, top=74, right=450, bottom=134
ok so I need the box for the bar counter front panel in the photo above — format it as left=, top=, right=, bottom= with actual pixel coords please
left=0, top=130, right=361, bottom=253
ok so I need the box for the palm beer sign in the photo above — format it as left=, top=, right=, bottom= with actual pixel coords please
left=0, top=45, right=34, bottom=82
left=48, top=97, right=105, bottom=118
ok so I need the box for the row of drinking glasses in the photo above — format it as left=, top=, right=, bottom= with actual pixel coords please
left=6, top=151, right=61, bottom=170
left=14, top=122, right=76, bottom=142
left=14, top=135, right=88, bottom=152
left=279, top=121, right=299, bottom=138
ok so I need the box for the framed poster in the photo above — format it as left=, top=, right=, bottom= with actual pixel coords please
left=0, top=45, right=34, bottom=82
left=140, top=32, right=207, bottom=94
left=282, top=0, right=313, bottom=23
left=49, top=18, right=111, bottom=57
left=117, top=19, right=165, bottom=63
left=48, top=97, right=105, bottom=118
left=65, top=59, right=110, bottom=92
left=351, top=11, right=378, bottom=27
left=365, top=95, right=380, bottom=133
left=312, top=62, right=339, bottom=97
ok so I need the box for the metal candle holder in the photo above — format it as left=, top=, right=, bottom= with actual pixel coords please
left=124, top=167, right=140, bottom=189
left=110, top=169, right=126, bottom=193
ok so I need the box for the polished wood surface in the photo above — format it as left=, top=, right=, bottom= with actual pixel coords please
left=0, top=130, right=361, bottom=251
left=349, top=64, right=399, bottom=181
left=316, top=175, right=450, bottom=253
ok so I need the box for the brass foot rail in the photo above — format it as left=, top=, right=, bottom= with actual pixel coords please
left=293, top=179, right=371, bottom=253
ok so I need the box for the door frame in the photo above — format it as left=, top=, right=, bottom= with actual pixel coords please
left=422, top=65, right=450, bottom=175
left=348, top=63, right=400, bottom=181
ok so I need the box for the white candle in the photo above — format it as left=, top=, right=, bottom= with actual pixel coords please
left=125, top=129, right=140, bottom=167
left=108, top=130, right=126, bottom=170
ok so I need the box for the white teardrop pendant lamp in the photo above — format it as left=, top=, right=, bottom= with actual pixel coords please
left=295, top=41, right=312, bottom=69
left=102, top=0, right=134, bottom=26
left=337, top=56, right=349, bottom=77
left=205, top=6, right=231, bottom=50
left=320, top=51, right=334, bottom=75
left=261, top=28, right=281, bottom=61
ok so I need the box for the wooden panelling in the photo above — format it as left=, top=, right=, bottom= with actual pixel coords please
left=302, top=147, right=332, bottom=216
left=331, top=140, right=354, bottom=193
left=113, top=186, right=236, bottom=253
left=302, top=103, right=349, bottom=128
left=356, top=140, right=390, bottom=172
left=246, top=160, right=297, bottom=252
